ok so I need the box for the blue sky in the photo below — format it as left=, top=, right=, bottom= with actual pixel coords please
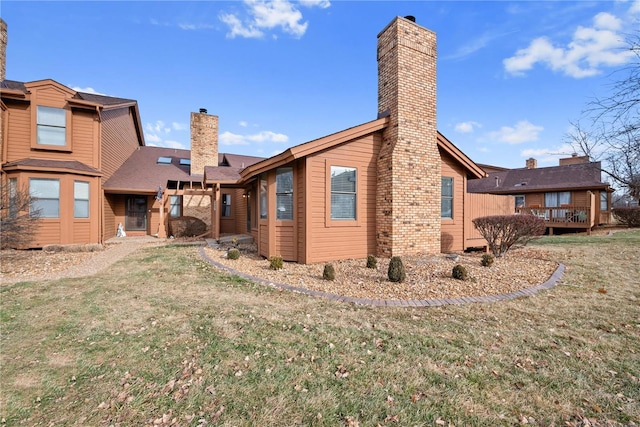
left=2, top=0, right=638, bottom=168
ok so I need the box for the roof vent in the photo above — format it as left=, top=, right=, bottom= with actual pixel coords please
left=404, top=15, right=416, bottom=22
left=199, top=108, right=207, bottom=114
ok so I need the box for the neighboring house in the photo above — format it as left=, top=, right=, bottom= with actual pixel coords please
left=468, top=156, right=614, bottom=234
left=0, top=78, right=145, bottom=247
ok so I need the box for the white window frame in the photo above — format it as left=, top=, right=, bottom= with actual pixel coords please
left=36, top=106, right=67, bottom=147
left=330, top=166, right=357, bottom=220
left=30, top=178, right=60, bottom=218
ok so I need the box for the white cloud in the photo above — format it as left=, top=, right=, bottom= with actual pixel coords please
left=172, top=122, right=187, bottom=131
left=487, top=120, right=543, bottom=144
left=70, top=86, right=105, bottom=95
left=145, top=133, right=162, bottom=144
left=503, top=11, right=634, bottom=78
left=521, top=143, right=576, bottom=164
left=162, top=140, right=188, bottom=149
left=220, top=130, right=289, bottom=146
left=178, top=23, right=214, bottom=31
left=144, top=119, right=188, bottom=148
left=454, top=121, right=481, bottom=134
left=239, top=121, right=248, bottom=127
left=220, top=0, right=330, bottom=39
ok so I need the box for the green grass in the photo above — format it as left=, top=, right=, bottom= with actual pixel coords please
left=1, top=232, right=639, bottom=426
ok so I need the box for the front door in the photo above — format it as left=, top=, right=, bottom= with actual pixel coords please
left=126, top=196, right=148, bottom=231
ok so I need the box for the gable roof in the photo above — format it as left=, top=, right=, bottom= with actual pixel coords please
left=437, top=132, right=486, bottom=179
left=467, top=161, right=610, bottom=194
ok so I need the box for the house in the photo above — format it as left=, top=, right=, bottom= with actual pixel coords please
left=1, top=16, right=514, bottom=257
left=468, top=156, right=614, bottom=234
left=0, top=75, right=145, bottom=247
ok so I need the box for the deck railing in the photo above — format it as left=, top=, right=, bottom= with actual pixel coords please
left=516, top=206, right=592, bottom=227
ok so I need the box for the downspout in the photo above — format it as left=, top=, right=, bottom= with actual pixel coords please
left=95, top=105, right=104, bottom=245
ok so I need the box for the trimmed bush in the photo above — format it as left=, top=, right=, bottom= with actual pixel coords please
left=613, top=207, right=640, bottom=227
left=269, top=255, right=284, bottom=270
left=388, top=256, right=406, bottom=283
left=227, top=248, right=240, bottom=260
left=452, top=264, right=468, bottom=281
left=323, top=263, right=336, bottom=281
left=472, top=214, right=545, bottom=257
left=366, top=255, right=377, bottom=269
left=481, top=253, right=494, bottom=267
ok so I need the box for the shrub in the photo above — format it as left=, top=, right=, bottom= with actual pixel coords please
left=0, top=183, right=41, bottom=249
left=323, top=263, right=336, bottom=281
left=388, top=256, right=406, bottom=283
left=452, top=264, right=468, bottom=280
left=366, top=255, right=377, bottom=269
left=612, top=207, right=640, bottom=227
left=481, top=253, right=494, bottom=267
left=472, top=214, right=546, bottom=257
left=227, top=248, right=240, bottom=260
left=269, top=255, right=284, bottom=270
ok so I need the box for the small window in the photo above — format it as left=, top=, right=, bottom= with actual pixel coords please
left=8, top=178, right=18, bottom=219
left=515, top=195, right=525, bottom=210
left=30, top=178, right=60, bottom=218
left=600, top=192, right=608, bottom=211
left=179, top=158, right=191, bottom=166
left=37, top=106, right=66, bottom=146
left=222, top=194, right=231, bottom=217
left=169, top=195, right=182, bottom=218
left=259, top=175, right=268, bottom=219
left=276, top=168, right=293, bottom=220
left=157, top=156, right=172, bottom=164
left=331, top=166, right=356, bottom=220
left=441, top=177, right=453, bottom=219
left=74, top=181, right=90, bottom=218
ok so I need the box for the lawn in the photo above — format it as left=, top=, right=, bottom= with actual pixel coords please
left=1, top=231, right=639, bottom=426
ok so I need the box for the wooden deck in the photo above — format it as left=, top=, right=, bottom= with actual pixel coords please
left=517, top=206, right=596, bottom=235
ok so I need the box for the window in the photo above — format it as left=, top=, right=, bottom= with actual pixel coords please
left=37, top=106, right=66, bottom=146
left=544, top=191, right=571, bottom=207
left=157, top=156, right=172, bottom=164
left=74, top=181, right=90, bottom=218
left=276, top=167, right=293, bottom=220
left=179, top=158, right=191, bottom=166
left=169, top=195, right=182, bottom=218
left=30, top=178, right=60, bottom=218
left=600, top=192, right=608, bottom=211
left=259, top=175, right=268, bottom=219
left=8, top=178, right=18, bottom=219
left=441, top=177, right=453, bottom=219
left=222, top=194, right=231, bottom=217
left=515, top=195, right=525, bottom=210
left=331, top=166, right=356, bottom=220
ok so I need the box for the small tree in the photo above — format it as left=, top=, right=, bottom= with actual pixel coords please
left=472, top=214, right=545, bottom=257
left=0, top=182, right=41, bottom=249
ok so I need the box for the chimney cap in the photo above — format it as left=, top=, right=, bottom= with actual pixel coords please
left=199, top=108, right=207, bottom=114
left=404, top=15, right=416, bottom=22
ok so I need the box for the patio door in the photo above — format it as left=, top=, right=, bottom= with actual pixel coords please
left=126, top=196, right=148, bottom=231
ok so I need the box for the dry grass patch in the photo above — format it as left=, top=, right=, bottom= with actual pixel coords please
left=0, top=232, right=639, bottom=426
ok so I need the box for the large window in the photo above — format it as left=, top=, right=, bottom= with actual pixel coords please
left=222, top=194, right=231, bottom=217
left=441, top=177, right=453, bottom=219
left=74, top=181, right=90, bottom=218
left=169, top=195, right=182, bottom=218
left=330, top=166, right=356, bottom=220
left=37, top=106, right=66, bottom=146
left=259, top=175, right=268, bottom=219
left=276, top=167, right=293, bottom=220
left=544, top=191, right=570, bottom=207
left=30, top=178, right=60, bottom=218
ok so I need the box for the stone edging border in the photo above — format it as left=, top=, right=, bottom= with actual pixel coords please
left=198, top=247, right=565, bottom=307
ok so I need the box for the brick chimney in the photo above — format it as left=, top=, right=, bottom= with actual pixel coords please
left=1, top=18, right=7, bottom=81
left=376, top=16, right=440, bottom=257
left=559, top=154, right=589, bottom=166
left=526, top=158, right=537, bottom=169
left=190, top=108, right=218, bottom=176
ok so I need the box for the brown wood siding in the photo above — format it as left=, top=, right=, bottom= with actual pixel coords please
left=296, top=159, right=307, bottom=264
left=441, top=153, right=466, bottom=253
left=304, top=134, right=380, bottom=263
left=259, top=223, right=268, bottom=258
left=275, top=225, right=295, bottom=261
left=3, top=102, right=30, bottom=162
left=526, top=193, right=544, bottom=207
left=104, top=194, right=119, bottom=240
left=100, top=107, right=141, bottom=183
left=69, top=109, right=98, bottom=167
left=464, top=192, right=515, bottom=249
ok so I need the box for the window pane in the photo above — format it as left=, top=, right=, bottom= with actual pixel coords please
left=37, top=125, right=66, bottom=146
left=74, top=181, right=90, bottom=218
left=222, top=194, right=231, bottom=217
left=169, top=195, right=181, bottom=218
left=331, top=167, right=356, bottom=193
left=8, top=178, right=18, bottom=219
left=441, top=177, right=453, bottom=197
left=37, top=106, right=65, bottom=127
left=331, top=194, right=356, bottom=219
left=276, top=168, right=293, bottom=193
left=276, top=193, right=293, bottom=220
left=260, top=177, right=268, bottom=219
left=30, top=178, right=60, bottom=218
left=441, top=177, right=453, bottom=218
left=600, top=192, right=608, bottom=211
left=441, top=199, right=452, bottom=219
